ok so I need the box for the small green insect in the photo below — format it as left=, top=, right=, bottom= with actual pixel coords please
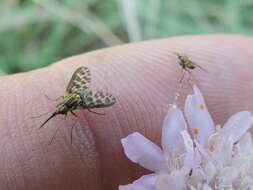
left=174, top=53, right=207, bottom=83
left=39, top=66, right=116, bottom=143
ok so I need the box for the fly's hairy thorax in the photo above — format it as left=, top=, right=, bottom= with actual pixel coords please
left=56, top=93, right=82, bottom=114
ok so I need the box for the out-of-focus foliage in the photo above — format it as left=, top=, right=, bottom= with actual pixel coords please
left=1, top=0, right=253, bottom=74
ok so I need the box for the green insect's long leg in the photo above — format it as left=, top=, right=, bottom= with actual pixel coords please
left=186, top=72, right=193, bottom=86
left=179, top=69, right=185, bottom=83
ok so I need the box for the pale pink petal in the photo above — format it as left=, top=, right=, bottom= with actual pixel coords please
left=207, top=134, right=233, bottom=168
left=133, top=174, right=158, bottom=190
left=181, top=130, right=194, bottom=152
left=181, top=131, right=196, bottom=174
left=119, top=184, right=148, bottom=190
left=217, top=136, right=234, bottom=166
left=202, top=184, right=213, bottom=190
left=120, top=174, right=158, bottom=190
left=238, top=132, right=253, bottom=153
left=238, top=176, right=253, bottom=190
left=216, top=167, right=239, bottom=188
left=184, top=85, right=215, bottom=146
left=188, top=168, right=205, bottom=187
left=204, top=162, right=217, bottom=184
left=121, top=132, right=167, bottom=172
left=195, top=140, right=210, bottom=160
left=162, top=108, right=187, bottom=155
left=220, top=111, right=253, bottom=143
left=155, top=172, right=186, bottom=190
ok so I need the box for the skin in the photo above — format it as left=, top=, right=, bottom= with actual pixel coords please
left=0, top=34, right=253, bottom=190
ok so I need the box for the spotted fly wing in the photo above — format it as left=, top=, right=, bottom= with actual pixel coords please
left=66, top=67, right=91, bottom=93
left=85, top=90, right=116, bottom=108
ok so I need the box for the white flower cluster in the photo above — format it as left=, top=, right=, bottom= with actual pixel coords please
left=119, top=86, right=253, bottom=190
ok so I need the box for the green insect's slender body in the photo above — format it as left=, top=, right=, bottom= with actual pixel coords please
left=178, top=55, right=196, bottom=70
left=174, top=53, right=207, bottom=83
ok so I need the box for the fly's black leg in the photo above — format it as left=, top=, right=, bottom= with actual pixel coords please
left=45, top=95, right=62, bottom=101
left=29, top=111, right=50, bottom=119
left=70, top=111, right=77, bottom=117
left=87, top=109, right=105, bottom=115
left=70, top=119, right=78, bottom=144
left=48, top=124, right=61, bottom=145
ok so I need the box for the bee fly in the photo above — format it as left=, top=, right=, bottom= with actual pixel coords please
left=38, top=66, right=116, bottom=143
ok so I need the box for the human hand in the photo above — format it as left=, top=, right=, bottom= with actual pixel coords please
left=0, top=34, right=252, bottom=190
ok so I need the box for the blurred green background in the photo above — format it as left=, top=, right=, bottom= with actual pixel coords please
left=1, top=0, right=253, bottom=75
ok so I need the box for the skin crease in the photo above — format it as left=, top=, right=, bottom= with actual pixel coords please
left=0, top=34, right=253, bottom=190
